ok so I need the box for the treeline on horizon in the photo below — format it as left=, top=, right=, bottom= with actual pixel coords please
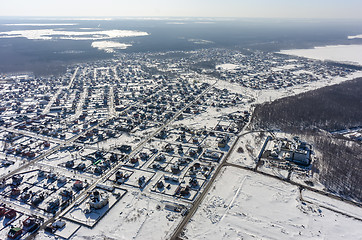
left=250, top=77, right=362, bottom=202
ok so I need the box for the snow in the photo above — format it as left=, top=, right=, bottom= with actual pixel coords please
left=279, top=45, right=362, bottom=66
left=271, top=64, right=299, bottom=71
left=0, top=29, right=149, bottom=41
left=66, top=191, right=183, bottom=240
left=348, top=34, right=362, bottom=39
left=303, top=190, right=362, bottom=220
left=30, top=18, right=113, bottom=21
left=174, top=105, right=240, bottom=130
left=184, top=166, right=362, bottom=240
left=226, top=132, right=263, bottom=168
left=194, top=22, right=215, bottom=24
left=216, top=63, right=240, bottom=71
left=91, top=41, right=132, bottom=53
left=254, top=70, right=362, bottom=104
left=1, top=45, right=362, bottom=240
left=54, top=220, right=81, bottom=239
left=2, top=23, right=77, bottom=26
left=188, top=39, right=214, bottom=44
left=167, top=22, right=186, bottom=25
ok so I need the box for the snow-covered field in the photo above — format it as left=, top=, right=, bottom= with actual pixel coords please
left=226, top=131, right=264, bottom=168
left=183, top=166, right=362, bottom=240
left=303, top=190, right=362, bottom=220
left=216, top=63, right=241, bottom=71
left=188, top=39, right=214, bottom=44
left=174, top=105, right=242, bottom=130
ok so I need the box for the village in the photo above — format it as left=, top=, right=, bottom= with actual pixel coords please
left=0, top=48, right=358, bottom=239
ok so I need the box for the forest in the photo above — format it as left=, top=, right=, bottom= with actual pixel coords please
left=250, top=77, right=362, bottom=202
left=251, top=77, right=362, bottom=132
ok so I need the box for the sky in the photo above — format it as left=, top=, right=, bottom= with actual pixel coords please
left=1, top=0, right=362, bottom=19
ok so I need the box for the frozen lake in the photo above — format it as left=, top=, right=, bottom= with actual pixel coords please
left=279, top=44, right=362, bottom=66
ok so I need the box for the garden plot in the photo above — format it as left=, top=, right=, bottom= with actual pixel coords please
left=152, top=174, right=181, bottom=197
left=129, top=147, right=158, bottom=169
left=63, top=187, right=127, bottom=228
left=200, top=150, right=223, bottom=163
left=68, top=190, right=185, bottom=240
left=0, top=169, right=87, bottom=215
left=53, top=219, right=81, bottom=239
left=184, top=161, right=215, bottom=181
left=108, top=167, right=155, bottom=189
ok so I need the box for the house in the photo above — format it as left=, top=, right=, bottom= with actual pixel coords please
left=11, top=188, right=21, bottom=196
left=73, top=180, right=84, bottom=190
left=31, top=193, right=45, bottom=206
left=138, top=176, right=146, bottom=188
left=165, top=203, right=181, bottom=212
left=23, top=217, right=40, bottom=232
left=88, top=190, right=109, bottom=209
left=8, top=227, right=22, bottom=239
left=46, top=198, right=60, bottom=213
left=12, top=175, right=23, bottom=186
left=5, top=209, right=17, bottom=219
left=292, top=150, right=311, bottom=166
left=218, top=137, right=229, bottom=148
left=0, top=207, right=6, bottom=216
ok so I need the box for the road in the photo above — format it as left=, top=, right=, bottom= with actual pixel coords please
left=66, top=67, right=79, bottom=90
left=42, top=67, right=79, bottom=115
left=7, top=74, right=360, bottom=239
left=42, top=88, right=63, bottom=115
left=24, top=79, right=218, bottom=239
left=0, top=126, right=64, bottom=144
left=170, top=130, right=362, bottom=239
left=170, top=129, right=246, bottom=240
left=108, top=85, right=116, bottom=117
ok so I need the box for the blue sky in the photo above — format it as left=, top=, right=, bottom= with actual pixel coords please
left=1, top=0, right=362, bottom=19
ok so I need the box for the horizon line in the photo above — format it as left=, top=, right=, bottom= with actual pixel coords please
left=0, top=16, right=362, bottom=21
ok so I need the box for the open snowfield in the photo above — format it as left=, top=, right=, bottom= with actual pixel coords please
left=303, top=190, right=362, bottom=220
left=216, top=64, right=242, bottom=71
left=226, top=131, right=264, bottom=168
left=183, top=166, right=362, bottom=240
left=174, top=105, right=242, bottom=130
